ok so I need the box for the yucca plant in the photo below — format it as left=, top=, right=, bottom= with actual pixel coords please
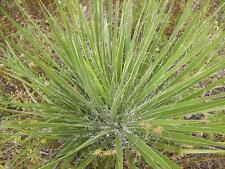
left=0, top=0, right=225, bottom=168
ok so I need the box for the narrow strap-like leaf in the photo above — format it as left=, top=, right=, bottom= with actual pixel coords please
left=77, top=154, right=95, bottom=169
left=126, top=133, right=173, bottom=169
left=115, top=136, right=123, bottom=169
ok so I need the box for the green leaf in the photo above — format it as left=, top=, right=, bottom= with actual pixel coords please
left=126, top=133, right=173, bottom=169
left=127, top=150, right=136, bottom=169
left=180, top=149, right=225, bottom=154
left=77, top=154, right=95, bottom=169
left=115, top=136, right=123, bottom=169
left=39, top=129, right=110, bottom=168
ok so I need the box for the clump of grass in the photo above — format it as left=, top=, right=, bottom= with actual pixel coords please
left=0, top=0, right=225, bottom=168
